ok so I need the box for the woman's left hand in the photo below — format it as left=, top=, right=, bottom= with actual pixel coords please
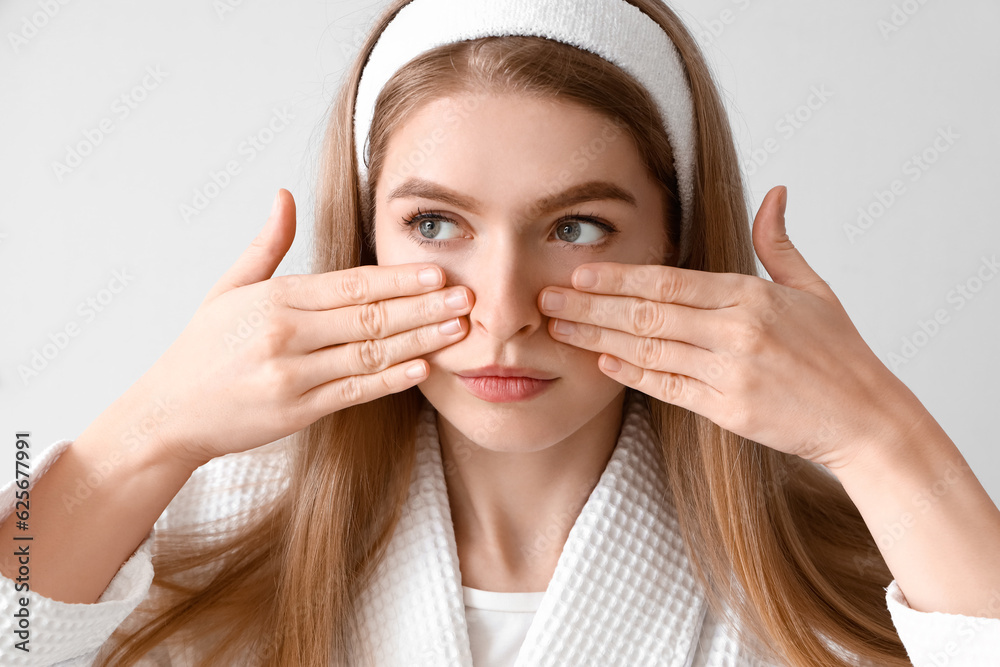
left=538, top=185, right=929, bottom=471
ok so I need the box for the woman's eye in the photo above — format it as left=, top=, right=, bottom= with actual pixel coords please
left=555, top=219, right=609, bottom=245
left=400, top=209, right=618, bottom=249
left=414, top=216, right=462, bottom=241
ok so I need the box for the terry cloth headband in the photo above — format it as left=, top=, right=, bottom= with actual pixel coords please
left=353, top=0, right=697, bottom=265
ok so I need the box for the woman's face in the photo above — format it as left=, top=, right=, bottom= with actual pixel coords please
left=374, top=93, right=670, bottom=453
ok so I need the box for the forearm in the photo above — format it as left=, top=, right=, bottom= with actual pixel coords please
left=832, top=410, right=1000, bottom=619
left=0, top=383, right=199, bottom=605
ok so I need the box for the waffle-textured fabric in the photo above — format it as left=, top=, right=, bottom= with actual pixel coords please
left=2, top=392, right=999, bottom=666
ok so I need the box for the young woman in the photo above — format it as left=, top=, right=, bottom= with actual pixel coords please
left=2, top=0, right=999, bottom=665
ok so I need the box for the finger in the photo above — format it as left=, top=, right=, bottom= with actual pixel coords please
left=278, top=263, right=447, bottom=311
left=539, top=289, right=723, bottom=350
left=298, top=356, right=433, bottom=416
left=204, top=189, right=296, bottom=303
left=287, top=285, right=472, bottom=353
left=567, top=261, right=746, bottom=310
left=295, top=317, right=469, bottom=389
left=751, top=185, right=834, bottom=299
left=547, top=318, right=717, bottom=385
left=595, top=352, right=723, bottom=418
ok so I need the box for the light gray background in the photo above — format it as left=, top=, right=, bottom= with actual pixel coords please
left=2, top=1, right=997, bottom=504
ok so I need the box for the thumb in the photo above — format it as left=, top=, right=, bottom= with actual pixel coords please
left=751, top=186, right=832, bottom=298
left=203, top=189, right=296, bottom=302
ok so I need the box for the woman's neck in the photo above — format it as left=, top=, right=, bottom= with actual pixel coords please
left=438, top=392, right=626, bottom=592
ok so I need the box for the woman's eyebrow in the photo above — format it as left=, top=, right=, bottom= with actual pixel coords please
left=386, top=177, right=639, bottom=217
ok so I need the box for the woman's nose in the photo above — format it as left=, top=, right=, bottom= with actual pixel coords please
left=466, top=246, right=545, bottom=342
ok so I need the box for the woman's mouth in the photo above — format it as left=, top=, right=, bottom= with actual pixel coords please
left=456, top=375, right=556, bottom=402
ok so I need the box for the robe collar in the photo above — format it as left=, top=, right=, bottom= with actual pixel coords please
left=355, top=391, right=708, bottom=666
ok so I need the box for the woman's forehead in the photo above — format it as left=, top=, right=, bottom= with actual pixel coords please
left=376, top=93, right=651, bottom=207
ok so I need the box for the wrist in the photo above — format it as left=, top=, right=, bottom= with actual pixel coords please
left=81, top=382, right=203, bottom=478
left=828, top=403, right=959, bottom=491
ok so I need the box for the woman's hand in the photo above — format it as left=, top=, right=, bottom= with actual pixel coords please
left=538, top=185, right=930, bottom=471
left=131, top=189, right=473, bottom=469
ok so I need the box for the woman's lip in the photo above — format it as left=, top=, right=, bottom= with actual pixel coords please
left=456, top=375, right=556, bottom=403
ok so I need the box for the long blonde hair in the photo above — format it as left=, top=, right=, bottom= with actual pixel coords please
left=98, top=1, right=909, bottom=665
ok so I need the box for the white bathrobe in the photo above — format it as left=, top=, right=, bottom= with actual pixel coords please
left=1, top=392, right=998, bottom=666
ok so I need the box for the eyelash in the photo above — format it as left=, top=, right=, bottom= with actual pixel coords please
left=398, top=207, right=619, bottom=250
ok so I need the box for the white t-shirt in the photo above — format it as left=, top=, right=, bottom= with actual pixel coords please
left=462, top=585, right=547, bottom=667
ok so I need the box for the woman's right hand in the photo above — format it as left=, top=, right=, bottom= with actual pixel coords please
left=130, top=188, right=472, bottom=469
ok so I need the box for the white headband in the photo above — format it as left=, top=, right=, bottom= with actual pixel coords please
left=353, top=0, right=697, bottom=265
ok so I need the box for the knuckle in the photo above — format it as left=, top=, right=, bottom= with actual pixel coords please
left=262, top=358, right=297, bottom=397
left=259, top=316, right=293, bottom=356
left=731, top=317, right=764, bottom=355
left=391, top=268, right=410, bottom=293
left=747, top=317, right=770, bottom=349
left=414, top=322, right=436, bottom=348
left=377, top=368, right=398, bottom=395
left=634, top=336, right=662, bottom=368
left=337, top=375, right=365, bottom=405
left=357, top=301, right=387, bottom=339
left=652, top=270, right=683, bottom=302
left=357, top=339, right=387, bottom=373
left=660, top=373, right=685, bottom=403
left=425, top=292, right=445, bottom=319
left=337, top=271, right=368, bottom=303
left=631, top=300, right=664, bottom=337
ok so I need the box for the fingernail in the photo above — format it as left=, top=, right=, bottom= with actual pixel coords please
left=445, top=289, right=468, bottom=309
left=271, top=191, right=281, bottom=217
left=553, top=319, right=576, bottom=335
left=418, top=267, right=441, bottom=286
left=438, top=317, right=462, bottom=334
left=541, top=290, right=566, bottom=311
left=439, top=318, right=462, bottom=335
left=601, top=355, right=622, bottom=372
left=574, top=268, right=598, bottom=289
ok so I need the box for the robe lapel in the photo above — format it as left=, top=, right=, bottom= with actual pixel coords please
left=355, top=391, right=707, bottom=667
left=354, top=398, right=475, bottom=666
left=513, top=391, right=707, bottom=666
